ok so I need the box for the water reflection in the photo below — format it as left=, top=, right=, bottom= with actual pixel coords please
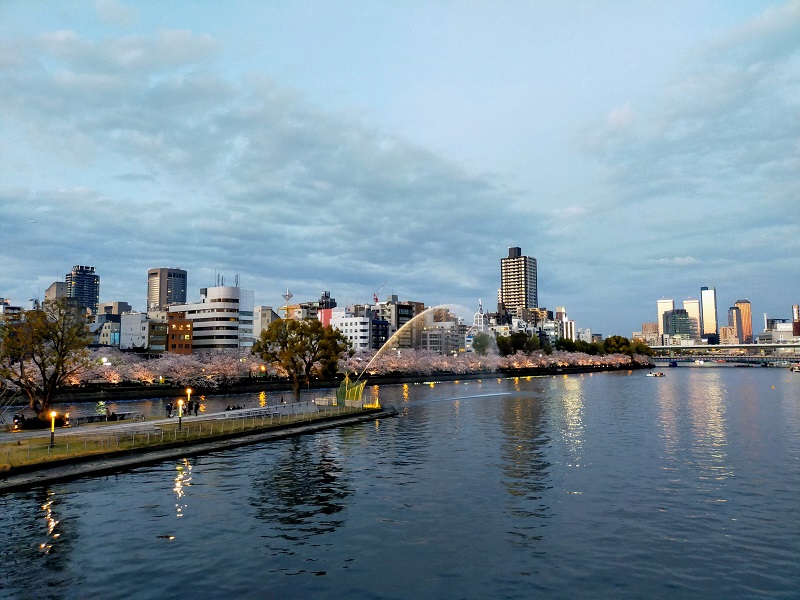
left=173, top=458, right=193, bottom=518
left=687, top=372, right=731, bottom=483
left=0, top=488, right=76, bottom=599
left=557, top=376, right=586, bottom=464
left=250, top=436, right=353, bottom=550
left=499, top=388, right=551, bottom=548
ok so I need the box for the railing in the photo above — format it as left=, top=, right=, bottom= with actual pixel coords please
left=0, top=404, right=362, bottom=470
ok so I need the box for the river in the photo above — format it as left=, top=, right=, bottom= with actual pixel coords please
left=1, top=368, right=798, bottom=599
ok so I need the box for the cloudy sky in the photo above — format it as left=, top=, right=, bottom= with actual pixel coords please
left=1, top=0, right=798, bottom=336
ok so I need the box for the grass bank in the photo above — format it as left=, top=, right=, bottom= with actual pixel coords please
left=0, top=405, right=396, bottom=492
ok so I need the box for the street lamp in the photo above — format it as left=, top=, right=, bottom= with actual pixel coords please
left=177, top=399, right=184, bottom=430
left=49, top=410, right=57, bottom=448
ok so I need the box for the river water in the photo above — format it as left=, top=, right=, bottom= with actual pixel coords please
left=1, top=368, right=798, bottom=599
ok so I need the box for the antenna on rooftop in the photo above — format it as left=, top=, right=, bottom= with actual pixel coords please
left=281, top=288, right=293, bottom=319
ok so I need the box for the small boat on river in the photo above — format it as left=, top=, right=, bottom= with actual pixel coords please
left=647, top=371, right=665, bottom=377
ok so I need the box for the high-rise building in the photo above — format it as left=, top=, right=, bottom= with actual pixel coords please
left=700, top=286, right=718, bottom=340
left=728, top=306, right=743, bottom=343
left=663, top=309, right=692, bottom=338
left=656, top=298, right=674, bottom=339
left=793, top=304, right=800, bottom=337
left=682, top=298, right=701, bottom=341
left=147, top=268, right=188, bottom=311
left=499, top=247, right=538, bottom=317
left=66, top=265, right=99, bottom=313
left=734, top=299, right=753, bottom=343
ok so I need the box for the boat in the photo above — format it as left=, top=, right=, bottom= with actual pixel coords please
left=647, top=371, right=665, bottom=377
left=791, top=364, right=800, bottom=373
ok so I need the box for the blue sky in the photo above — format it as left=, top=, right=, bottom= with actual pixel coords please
left=1, top=0, right=798, bottom=336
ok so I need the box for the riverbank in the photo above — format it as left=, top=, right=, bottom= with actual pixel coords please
left=0, top=405, right=398, bottom=493
left=2, top=363, right=647, bottom=406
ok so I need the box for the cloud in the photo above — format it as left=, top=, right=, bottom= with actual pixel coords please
left=651, top=256, right=700, bottom=267
left=0, top=28, right=518, bottom=313
left=96, top=0, right=138, bottom=27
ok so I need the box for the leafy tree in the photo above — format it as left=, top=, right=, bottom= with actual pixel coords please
left=496, top=332, right=539, bottom=356
left=471, top=332, right=494, bottom=356
left=630, top=340, right=654, bottom=357
left=251, top=319, right=351, bottom=399
left=0, top=299, right=91, bottom=418
left=603, top=335, right=632, bottom=356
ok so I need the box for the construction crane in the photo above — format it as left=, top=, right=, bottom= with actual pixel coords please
left=373, top=281, right=388, bottom=304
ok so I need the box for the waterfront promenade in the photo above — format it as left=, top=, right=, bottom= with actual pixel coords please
left=0, top=402, right=397, bottom=493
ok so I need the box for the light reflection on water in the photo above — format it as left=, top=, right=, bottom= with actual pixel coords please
left=1, top=369, right=798, bottom=599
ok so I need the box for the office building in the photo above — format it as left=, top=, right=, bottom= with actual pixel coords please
left=700, top=286, right=718, bottom=341
left=170, top=285, right=254, bottom=350
left=728, top=306, right=743, bottom=343
left=66, top=265, right=100, bottom=313
left=147, top=268, right=188, bottom=311
left=499, top=247, right=538, bottom=317
left=734, top=299, right=753, bottom=343
left=682, top=298, right=701, bottom=341
left=656, top=299, right=675, bottom=339
left=663, top=309, right=692, bottom=338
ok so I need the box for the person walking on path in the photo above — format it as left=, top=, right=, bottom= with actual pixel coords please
left=165, top=402, right=173, bottom=418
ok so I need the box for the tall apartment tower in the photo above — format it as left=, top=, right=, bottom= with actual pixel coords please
left=147, top=268, right=188, bottom=311
left=734, top=299, right=753, bottom=343
left=66, top=265, right=99, bottom=313
left=499, top=247, right=538, bottom=316
left=700, top=286, right=718, bottom=339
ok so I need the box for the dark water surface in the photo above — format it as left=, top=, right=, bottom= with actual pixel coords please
left=1, top=369, right=798, bottom=599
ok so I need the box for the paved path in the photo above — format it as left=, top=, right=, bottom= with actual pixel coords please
left=0, top=402, right=323, bottom=441
left=0, top=406, right=396, bottom=493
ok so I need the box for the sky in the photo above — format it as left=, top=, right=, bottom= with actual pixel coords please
left=1, top=0, right=798, bottom=336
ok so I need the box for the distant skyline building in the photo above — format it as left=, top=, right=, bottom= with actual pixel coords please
left=499, top=247, right=538, bottom=316
left=734, top=299, right=753, bottom=343
left=663, top=308, right=692, bottom=338
left=656, top=298, right=675, bottom=339
left=66, top=265, right=99, bottom=313
left=793, top=304, right=800, bottom=337
left=728, top=306, right=743, bottom=344
left=700, top=286, right=718, bottom=340
left=682, top=298, right=701, bottom=341
left=147, top=268, right=188, bottom=311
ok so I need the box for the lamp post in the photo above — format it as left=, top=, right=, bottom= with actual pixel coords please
left=177, top=399, right=184, bottom=431
left=49, top=411, right=57, bottom=448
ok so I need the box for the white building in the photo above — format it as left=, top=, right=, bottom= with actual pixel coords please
left=171, top=285, right=255, bottom=350
left=328, top=307, right=372, bottom=350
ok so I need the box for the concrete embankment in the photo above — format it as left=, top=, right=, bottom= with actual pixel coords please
left=0, top=406, right=398, bottom=494
left=2, top=364, right=649, bottom=406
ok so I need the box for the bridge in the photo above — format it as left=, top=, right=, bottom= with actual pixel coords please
left=651, top=342, right=800, bottom=366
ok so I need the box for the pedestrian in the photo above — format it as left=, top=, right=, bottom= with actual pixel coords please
left=193, top=400, right=199, bottom=416
left=165, top=402, right=172, bottom=418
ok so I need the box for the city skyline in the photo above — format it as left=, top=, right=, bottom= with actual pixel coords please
left=1, top=1, right=798, bottom=335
